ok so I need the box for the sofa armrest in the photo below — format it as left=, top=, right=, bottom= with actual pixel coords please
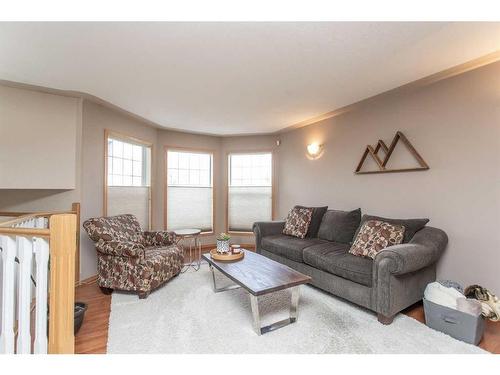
left=252, top=221, right=285, bottom=253
left=143, top=231, right=177, bottom=247
left=96, top=239, right=145, bottom=258
left=373, top=226, right=448, bottom=275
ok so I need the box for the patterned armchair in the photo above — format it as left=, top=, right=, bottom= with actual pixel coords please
left=83, top=214, right=184, bottom=299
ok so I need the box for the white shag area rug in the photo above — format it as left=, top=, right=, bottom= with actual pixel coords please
left=107, top=264, right=486, bottom=354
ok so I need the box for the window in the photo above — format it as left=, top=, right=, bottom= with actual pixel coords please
left=166, top=149, right=214, bottom=233
left=107, top=138, right=150, bottom=187
left=105, top=132, right=152, bottom=229
left=227, top=152, right=273, bottom=232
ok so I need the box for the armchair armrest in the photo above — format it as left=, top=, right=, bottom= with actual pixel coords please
left=96, top=239, right=145, bottom=258
left=143, top=231, right=176, bottom=247
left=373, top=226, right=448, bottom=275
left=253, top=221, right=285, bottom=253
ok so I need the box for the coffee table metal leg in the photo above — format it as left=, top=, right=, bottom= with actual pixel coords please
left=209, top=264, right=241, bottom=293
left=250, top=295, right=262, bottom=335
left=249, top=286, right=301, bottom=335
left=290, top=286, right=300, bottom=320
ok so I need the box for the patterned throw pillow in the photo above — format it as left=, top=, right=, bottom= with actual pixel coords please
left=349, top=220, right=405, bottom=259
left=283, top=207, right=314, bottom=239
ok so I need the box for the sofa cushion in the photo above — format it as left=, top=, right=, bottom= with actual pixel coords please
left=283, top=207, right=313, bottom=239
left=261, top=234, right=327, bottom=262
left=303, top=242, right=373, bottom=287
left=354, top=214, right=429, bottom=243
left=349, top=220, right=405, bottom=259
left=317, top=208, right=361, bottom=244
left=294, top=205, right=328, bottom=238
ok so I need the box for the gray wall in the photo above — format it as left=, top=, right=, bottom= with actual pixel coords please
left=0, top=86, right=83, bottom=212
left=0, top=85, right=81, bottom=189
left=275, top=61, right=500, bottom=292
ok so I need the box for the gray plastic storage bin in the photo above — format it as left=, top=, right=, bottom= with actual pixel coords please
left=423, top=298, right=485, bottom=345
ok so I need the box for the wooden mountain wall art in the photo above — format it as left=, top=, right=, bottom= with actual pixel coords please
left=355, top=131, right=429, bottom=174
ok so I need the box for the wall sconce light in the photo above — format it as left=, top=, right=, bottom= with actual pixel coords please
left=306, top=143, right=324, bottom=160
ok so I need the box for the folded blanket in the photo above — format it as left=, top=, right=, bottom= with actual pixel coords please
left=438, top=279, right=464, bottom=294
left=424, top=281, right=464, bottom=309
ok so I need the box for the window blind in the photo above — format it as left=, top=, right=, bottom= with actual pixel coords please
left=166, top=150, right=213, bottom=232
left=228, top=153, right=273, bottom=232
left=106, top=136, right=152, bottom=229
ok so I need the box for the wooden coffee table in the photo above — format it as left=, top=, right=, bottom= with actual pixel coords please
left=202, top=250, right=311, bottom=335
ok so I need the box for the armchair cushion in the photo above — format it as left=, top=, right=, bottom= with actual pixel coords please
left=142, top=245, right=184, bottom=290
left=96, top=239, right=145, bottom=258
left=143, top=231, right=176, bottom=247
left=83, top=214, right=143, bottom=243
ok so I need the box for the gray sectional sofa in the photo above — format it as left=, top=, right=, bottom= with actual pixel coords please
left=253, top=207, right=448, bottom=324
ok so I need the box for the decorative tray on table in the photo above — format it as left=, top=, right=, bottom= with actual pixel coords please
left=210, top=248, right=245, bottom=262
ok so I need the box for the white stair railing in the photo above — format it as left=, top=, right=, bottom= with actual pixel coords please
left=0, top=206, right=78, bottom=355
left=0, top=215, right=54, bottom=354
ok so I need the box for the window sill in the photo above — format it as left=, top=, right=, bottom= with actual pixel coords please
left=227, top=231, right=255, bottom=236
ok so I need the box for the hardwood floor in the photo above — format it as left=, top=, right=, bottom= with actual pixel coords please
left=75, top=251, right=500, bottom=354
left=75, top=280, right=111, bottom=354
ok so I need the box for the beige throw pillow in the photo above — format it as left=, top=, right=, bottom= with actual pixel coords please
left=283, top=207, right=313, bottom=239
left=349, top=220, right=405, bottom=259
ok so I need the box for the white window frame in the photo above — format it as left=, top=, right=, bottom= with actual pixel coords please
left=164, top=146, right=215, bottom=235
left=107, top=138, right=150, bottom=187
left=226, top=150, right=274, bottom=235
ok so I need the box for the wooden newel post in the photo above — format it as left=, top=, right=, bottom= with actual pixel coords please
left=48, top=214, right=76, bottom=354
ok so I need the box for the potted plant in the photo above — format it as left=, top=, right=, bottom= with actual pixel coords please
left=216, top=232, right=231, bottom=254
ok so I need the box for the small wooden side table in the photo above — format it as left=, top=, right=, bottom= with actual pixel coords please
left=174, top=228, right=202, bottom=272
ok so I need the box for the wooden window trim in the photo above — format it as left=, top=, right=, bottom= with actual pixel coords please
left=225, top=150, right=276, bottom=235
left=163, top=145, right=216, bottom=236
left=103, top=129, right=154, bottom=230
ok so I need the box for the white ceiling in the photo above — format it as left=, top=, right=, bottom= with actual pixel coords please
left=1, top=22, right=499, bottom=135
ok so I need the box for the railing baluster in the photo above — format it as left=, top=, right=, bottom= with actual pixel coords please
left=0, top=235, right=16, bottom=354
left=16, top=236, right=33, bottom=354
left=34, top=237, right=49, bottom=354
